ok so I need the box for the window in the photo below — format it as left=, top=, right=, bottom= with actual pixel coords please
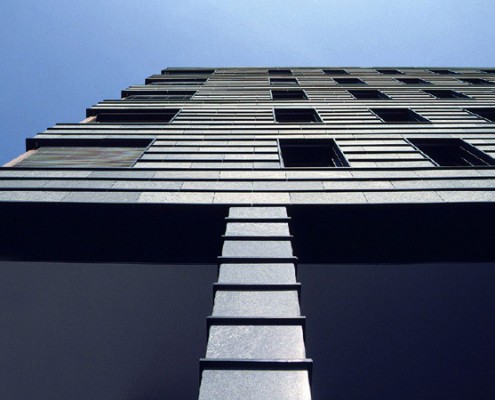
left=349, top=89, right=390, bottom=100
left=423, top=90, right=470, bottom=99
left=371, top=108, right=429, bottom=123
left=481, top=69, right=495, bottom=74
left=161, top=69, right=215, bottom=75
left=147, top=78, right=207, bottom=85
left=429, top=69, right=457, bottom=75
left=376, top=69, right=402, bottom=75
left=91, top=109, right=180, bottom=123
left=408, top=138, right=495, bottom=166
left=323, top=69, right=349, bottom=75
left=270, top=78, right=299, bottom=86
left=465, top=108, right=495, bottom=122
left=268, top=69, right=292, bottom=75
left=274, top=108, right=322, bottom=123
left=279, top=139, right=349, bottom=167
left=124, top=91, right=196, bottom=101
left=271, top=90, right=307, bottom=100
left=396, top=78, right=431, bottom=85
left=459, top=78, right=494, bottom=85
left=14, top=139, right=153, bottom=168
left=334, top=78, right=366, bottom=85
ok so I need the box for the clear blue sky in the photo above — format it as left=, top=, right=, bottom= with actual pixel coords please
left=0, top=0, right=494, bottom=164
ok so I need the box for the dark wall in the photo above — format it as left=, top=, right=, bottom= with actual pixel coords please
left=0, top=262, right=216, bottom=400
left=299, top=263, right=495, bottom=400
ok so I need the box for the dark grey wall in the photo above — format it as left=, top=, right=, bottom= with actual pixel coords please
left=0, top=262, right=216, bottom=400
left=299, top=263, right=495, bottom=400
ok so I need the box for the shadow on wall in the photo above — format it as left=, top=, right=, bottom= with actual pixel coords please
left=0, top=262, right=217, bottom=400
left=299, top=262, right=495, bottom=400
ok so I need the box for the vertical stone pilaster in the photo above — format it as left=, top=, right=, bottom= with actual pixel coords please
left=199, top=207, right=312, bottom=400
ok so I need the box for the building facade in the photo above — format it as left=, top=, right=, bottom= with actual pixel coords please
left=1, top=67, right=495, bottom=399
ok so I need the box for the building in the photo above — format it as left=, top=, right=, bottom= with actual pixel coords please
left=1, top=67, right=495, bottom=400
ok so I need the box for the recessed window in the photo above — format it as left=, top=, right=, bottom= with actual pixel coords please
left=465, top=108, right=495, bottom=122
left=91, top=109, right=180, bottom=123
left=481, top=69, right=495, bottom=74
left=408, top=138, right=495, bottom=166
left=270, top=78, right=299, bottom=86
left=396, top=78, right=431, bottom=85
left=429, top=69, right=457, bottom=75
left=376, top=69, right=402, bottom=75
left=323, top=69, right=349, bottom=75
left=459, top=78, right=494, bottom=85
left=161, top=69, right=215, bottom=75
left=334, top=78, right=366, bottom=85
left=268, top=69, right=292, bottom=75
left=13, top=139, right=153, bottom=168
left=349, top=89, right=390, bottom=100
left=372, top=108, right=429, bottom=123
left=124, top=91, right=196, bottom=101
left=423, top=90, right=470, bottom=99
left=147, top=78, right=207, bottom=85
left=271, top=90, right=307, bottom=100
left=279, top=139, right=349, bottom=167
left=274, top=108, right=322, bottom=123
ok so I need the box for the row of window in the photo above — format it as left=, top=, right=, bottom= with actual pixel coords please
left=273, top=89, right=472, bottom=100
left=123, top=89, right=483, bottom=102
left=280, top=138, right=495, bottom=168
left=14, top=138, right=494, bottom=169
left=269, top=77, right=494, bottom=86
left=90, top=107, right=495, bottom=124
left=160, top=68, right=495, bottom=76
left=146, top=77, right=494, bottom=86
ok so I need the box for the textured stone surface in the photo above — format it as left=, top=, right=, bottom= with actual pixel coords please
left=225, top=222, right=290, bottom=237
left=206, top=325, right=306, bottom=358
left=212, top=291, right=300, bottom=317
left=218, top=263, right=296, bottom=284
left=228, top=207, right=288, bottom=219
left=199, top=370, right=312, bottom=400
left=222, top=240, right=293, bottom=258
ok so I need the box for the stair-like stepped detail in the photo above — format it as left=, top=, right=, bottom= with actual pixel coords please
left=199, top=206, right=312, bottom=400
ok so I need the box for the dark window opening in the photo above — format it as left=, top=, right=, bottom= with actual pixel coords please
left=409, top=138, right=495, bottom=167
left=279, top=139, right=349, bottom=167
left=161, top=69, right=215, bottom=75
left=465, top=108, right=495, bottom=122
left=372, top=108, right=429, bottom=123
left=376, top=69, right=402, bottom=75
left=93, top=109, right=180, bottom=123
left=424, top=90, right=470, bottom=99
left=397, top=78, right=431, bottom=85
left=268, top=69, right=292, bottom=75
left=323, top=69, right=349, bottom=75
left=334, top=78, right=366, bottom=85
left=271, top=90, right=307, bottom=100
left=430, top=69, right=457, bottom=74
left=459, top=78, right=494, bottom=85
left=481, top=69, right=495, bottom=74
left=147, top=78, right=207, bottom=85
left=124, top=91, right=195, bottom=101
left=274, top=108, right=321, bottom=123
left=270, top=78, right=299, bottom=86
left=349, top=89, right=390, bottom=100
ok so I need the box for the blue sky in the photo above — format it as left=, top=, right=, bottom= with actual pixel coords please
left=0, top=0, right=494, bottom=164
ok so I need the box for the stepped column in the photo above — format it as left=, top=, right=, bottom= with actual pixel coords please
left=199, top=206, right=312, bottom=400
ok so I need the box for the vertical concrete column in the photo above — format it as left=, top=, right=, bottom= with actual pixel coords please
left=199, top=207, right=312, bottom=400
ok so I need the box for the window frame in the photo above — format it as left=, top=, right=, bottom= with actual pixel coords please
left=371, top=108, right=430, bottom=123
left=278, top=138, right=349, bottom=168
left=274, top=108, right=322, bottom=124
left=407, top=138, right=495, bottom=167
